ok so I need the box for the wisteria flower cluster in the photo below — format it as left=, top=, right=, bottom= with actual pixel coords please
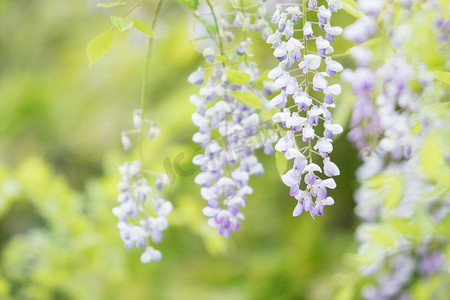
left=341, top=0, right=436, bottom=159
left=188, top=0, right=275, bottom=237
left=341, top=55, right=423, bottom=159
left=113, top=111, right=172, bottom=263
left=354, top=153, right=449, bottom=299
left=340, top=1, right=450, bottom=298
left=266, top=0, right=344, bottom=219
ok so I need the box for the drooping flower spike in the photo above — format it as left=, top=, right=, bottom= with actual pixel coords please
left=115, top=111, right=173, bottom=263
left=341, top=1, right=450, bottom=299
left=267, top=0, right=343, bottom=219
left=112, top=0, right=173, bottom=263
left=341, top=0, right=435, bottom=160
left=188, top=0, right=276, bottom=237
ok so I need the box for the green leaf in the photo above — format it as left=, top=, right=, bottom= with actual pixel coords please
left=228, top=52, right=241, bottom=63
left=260, top=109, right=278, bottom=121
left=275, top=151, right=287, bottom=176
left=87, top=30, right=115, bottom=66
left=230, top=91, right=263, bottom=109
left=225, top=70, right=251, bottom=85
left=366, top=173, right=404, bottom=211
left=390, top=218, right=419, bottom=238
left=130, top=19, right=154, bottom=37
left=333, top=284, right=355, bottom=300
left=177, top=0, right=199, bottom=9
left=215, top=55, right=228, bottom=63
left=423, top=102, right=450, bottom=120
left=96, top=1, right=127, bottom=8
left=420, top=131, right=441, bottom=180
left=368, top=225, right=397, bottom=247
left=110, top=16, right=133, bottom=32
left=384, top=176, right=403, bottom=210
left=411, top=123, right=423, bottom=136
left=412, top=276, right=440, bottom=300
left=340, top=0, right=366, bottom=18
left=194, top=14, right=217, bottom=35
left=334, top=38, right=383, bottom=57
left=433, top=71, right=450, bottom=84
left=253, top=70, right=270, bottom=85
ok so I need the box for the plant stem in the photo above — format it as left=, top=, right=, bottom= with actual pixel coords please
left=139, top=0, right=164, bottom=163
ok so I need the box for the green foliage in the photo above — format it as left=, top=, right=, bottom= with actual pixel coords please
left=340, top=0, right=366, bottom=18
left=177, top=0, right=199, bottom=9
left=225, top=69, right=251, bottom=85
left=3, top=0, right=448, bottom=299
left=275, top=151, right=288, bottom=177
left=366, top=173, right=404, bottom=211
left=97, top=1, right=128, bottom=8
left=130, top=18, right=154, bottom=37
left=230, top=91, right=263, bottom=109
left=433, top=71, right=450, bottom=84
left=111, top=16, right=134, bottom=31
left=0, top=3, right=359, bottom=298
left=253, top=70, right=270, bottom=85
left=260, top=108, right=278, bottom=121
left=193, top=14, right=217, bottom=35
left=419, top=129, right=450, bottom=185
left=86, top=30, right=115, bottom=65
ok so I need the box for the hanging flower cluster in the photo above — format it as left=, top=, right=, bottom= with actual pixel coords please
left=114, top=110, right=172, bottom=263
left=353, top=148, right=449, bottom=300
left=338, top=1, right=450, bottom=298
left=341, top=0, right=437, bottom=159
left=266, top=0, right=344, bottom=219
left=341, top=55, right=424, bottom=159
left=189, top=0, right=276, bottom=237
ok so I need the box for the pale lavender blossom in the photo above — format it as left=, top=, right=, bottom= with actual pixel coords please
left=189, top=1, right=275, bottom=237
left=267, top=1, right=343, bottom=219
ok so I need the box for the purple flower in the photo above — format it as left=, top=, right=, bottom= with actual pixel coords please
left=267, top=1, right=343, bottom=219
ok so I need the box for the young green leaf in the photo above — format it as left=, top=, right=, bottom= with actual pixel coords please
left=130, top=19, right=154, bottom=37
left=177, top=0, right=199, bottom=9
left=420, top=131, right=442, bottom=181
left=340, top=0, right=366, bottom=18
left=253, top=70, right=270, bottom=85
left=230, top=91, right=263, bottom=109
left=97, top=1, right=127, bottom=8
left=87, top=30, right=115, bottom=66
left=433, top=70, right=450, bottom=84
left=111, top=16, right=134, bottom=32
left=225, top=70, right=251, bottom=85
left=260, top=109, right=278, bottom=121
left=193, top=14, right=217, bottom=35
left=275, top=151, right=288, bottom=176
left=334, top=38, right=383, bottom=57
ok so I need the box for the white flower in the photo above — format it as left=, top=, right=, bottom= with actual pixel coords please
left=314, top=138, right=333, bottom=157
left=202, top=47, right=215, bottom=63
left=275, top=132, right=295, bottom=152
left=188, top=66, right=204, bottom=85
left=286, top=37, right=304, bottom=52
left=323, top=157, right=340, bottom=177
left=268, top=63, right=285, bottom=80
left=313, top=72, right=329, bottom=91
left=133, top=109, right=142, bottom=128
left=299, top=54, right=321, bottom=72
left=325, top=57, right=343, bottom=75
left=121, top=131, right=132, bottom=151
left=272, top=108, right=291, bottom=123
left=324, top=24, right=343, bottom=36
left=285, top=148, right=303, bottom=159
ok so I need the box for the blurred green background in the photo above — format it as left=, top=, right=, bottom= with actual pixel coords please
left=0, top=1, right=362, bottom=299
